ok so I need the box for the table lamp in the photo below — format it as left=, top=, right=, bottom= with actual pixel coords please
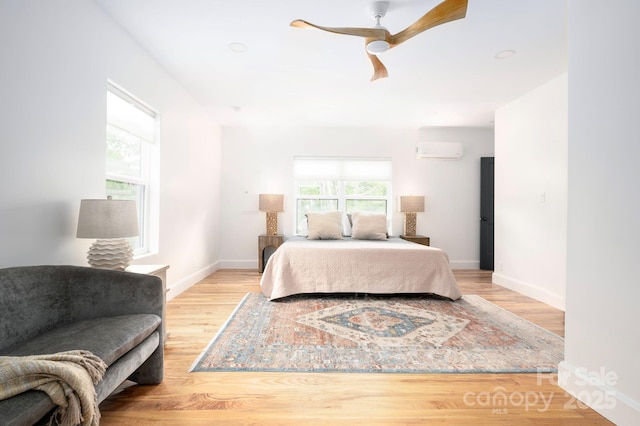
left=399, top=195, right=425, bottom=237
left=76, top=196, right=139, bottom=271
left=259, top=194, right=284, bottom=235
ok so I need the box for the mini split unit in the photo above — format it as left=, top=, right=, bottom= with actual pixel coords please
left=416, top=142, right=464, bottom=160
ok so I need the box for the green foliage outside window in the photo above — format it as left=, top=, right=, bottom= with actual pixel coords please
left=296, top=181, right=339, bottom=196
left=106, top=124, right=146, bottom=251
left=345, top=181, right=387, bottom=196
left=345, top=199, right=387, bottom=214
left=106, top=125, right=143, bottom=180
left=106, top=179, right=144, bottom=249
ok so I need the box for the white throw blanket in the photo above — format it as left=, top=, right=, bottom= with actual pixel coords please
left=0, top=350, right=107, bottom=426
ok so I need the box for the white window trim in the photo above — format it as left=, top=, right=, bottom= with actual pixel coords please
left=106, top=81, right=159, bottom=257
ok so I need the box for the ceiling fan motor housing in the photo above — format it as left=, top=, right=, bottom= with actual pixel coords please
left=367, top=39, right=390, bottom=54
left=367, top=1, right=390, bottom=54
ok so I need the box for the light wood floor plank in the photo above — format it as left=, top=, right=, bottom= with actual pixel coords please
left=99, top=269, right=612, bottom=425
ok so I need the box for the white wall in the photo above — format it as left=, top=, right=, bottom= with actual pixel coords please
left=0, top=0, right=222, bottom=298
left=493, top=73, right=568, bottom=310
left=219, top=126, right=494, bottom=269
left=560, top=1, right=640, bottom=424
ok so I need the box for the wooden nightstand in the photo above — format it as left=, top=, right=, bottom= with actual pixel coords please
left=126, top=264, right=170, bottom=345
left=400, top=235, right=430, bottom=246
left=258, top=234, right=285, bottom=272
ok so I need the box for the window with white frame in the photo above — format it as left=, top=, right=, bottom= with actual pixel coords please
left=106, top=82, right=158, bottom=255
left=293, top=157, right=392, bottom=235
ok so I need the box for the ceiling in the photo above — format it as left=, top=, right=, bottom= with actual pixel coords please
left=95, top=0, right=567, bottom=128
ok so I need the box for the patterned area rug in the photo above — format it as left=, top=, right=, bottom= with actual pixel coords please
left=190, top=293, right=563, bottom=374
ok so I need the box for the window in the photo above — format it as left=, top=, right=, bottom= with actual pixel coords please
left=106, top=82, right=158, bottom=255
left=293, top=157, right=392, bottom=234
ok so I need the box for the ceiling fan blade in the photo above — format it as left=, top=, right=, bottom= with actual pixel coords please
left=291, top=19, right=389, bottom=39
left=365, top=40, right=389, bottom=81
left=389, top=0, right=468, bottom=47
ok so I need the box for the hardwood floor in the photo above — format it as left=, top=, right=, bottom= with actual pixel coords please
left=99, top=269, right=612, bottom=425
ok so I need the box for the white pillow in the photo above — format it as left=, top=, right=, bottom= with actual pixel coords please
left=306, top=211, right=344, bottom=240
left=350, top=212, right=388, bottom=240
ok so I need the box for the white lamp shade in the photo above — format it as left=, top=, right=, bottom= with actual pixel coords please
left=76, top=198, right=139, bottom=239
left=259, top=194, right=284, bottom=212
left=399, top=196, right=425, bottom=213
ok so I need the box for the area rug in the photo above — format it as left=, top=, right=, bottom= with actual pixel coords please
left=190, top=293, right=563, bottom=374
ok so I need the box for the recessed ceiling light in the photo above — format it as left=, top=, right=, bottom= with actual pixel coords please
left=495, top=49, right=516, bottom=59
left=228, top=42, right=248, bottom=53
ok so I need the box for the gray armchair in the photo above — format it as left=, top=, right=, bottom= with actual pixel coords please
left=0, top=265, right=164, bottom=425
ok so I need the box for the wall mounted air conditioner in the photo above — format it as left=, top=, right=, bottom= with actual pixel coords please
left=416, top=142, right=464, bottom=160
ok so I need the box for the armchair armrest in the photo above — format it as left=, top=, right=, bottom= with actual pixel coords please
left=63, top=266, right=164, bottom=346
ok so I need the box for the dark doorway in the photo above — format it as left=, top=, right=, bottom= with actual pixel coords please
left=480, top=157, right=495, bottom=270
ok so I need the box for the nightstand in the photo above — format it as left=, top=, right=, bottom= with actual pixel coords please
left=126, top=264, right=170, bottom=345
left=258, top=234, right=284, bottom=272
left=400, top=235, right=430, bottom=246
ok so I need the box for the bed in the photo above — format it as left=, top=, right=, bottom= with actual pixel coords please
left=260, top=236, right=462, bottom=301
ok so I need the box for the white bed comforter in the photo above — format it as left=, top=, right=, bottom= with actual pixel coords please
left=260, top=237, right=462, bottom=300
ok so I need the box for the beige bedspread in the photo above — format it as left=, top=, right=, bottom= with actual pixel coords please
left=260, top=237, right=462, bottom=300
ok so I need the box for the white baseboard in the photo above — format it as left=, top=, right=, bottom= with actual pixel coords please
left=166, top=261, right=220, bottom=301
left=218, top=259, right=257, bottom=270
left=492, top=272, right=565, bottom=310
left=450, top=260, right=480, bottom=269
left=558, top=361, right=640, bottom=425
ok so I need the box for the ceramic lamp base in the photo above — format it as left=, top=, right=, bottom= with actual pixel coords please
left=403, top=212, right=417, bottom=237
left=87, top=238, right=133, bottom=271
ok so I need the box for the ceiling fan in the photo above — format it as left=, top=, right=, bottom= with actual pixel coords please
left=291, top=0, right=468, bottom=81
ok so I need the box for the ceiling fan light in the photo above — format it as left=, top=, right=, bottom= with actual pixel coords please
left=366, top=39, right=389, bottom=55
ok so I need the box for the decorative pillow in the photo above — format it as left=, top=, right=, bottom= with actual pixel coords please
left=306, top=211, right=344, bottom=240
left=350, top=212, right=388, bottom=240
